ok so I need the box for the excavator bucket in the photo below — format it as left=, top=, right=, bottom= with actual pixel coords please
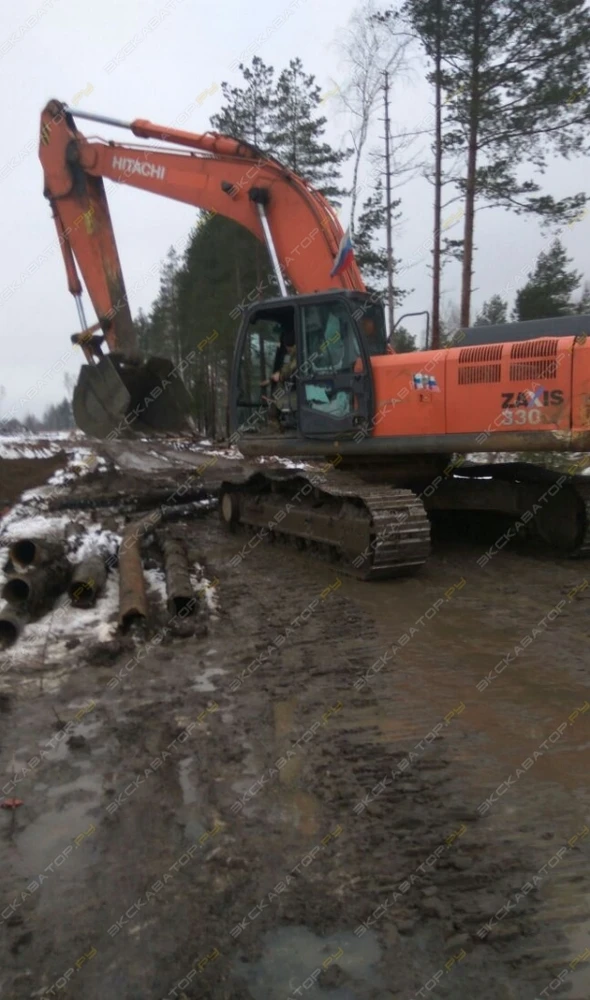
left=73, top=354, right=194, bottom=439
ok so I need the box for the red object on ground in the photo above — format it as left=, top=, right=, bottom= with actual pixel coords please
left=0, top=798, right=23, bottom=809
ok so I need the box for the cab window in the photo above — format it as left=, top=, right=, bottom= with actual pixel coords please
left=235, top=305, right=296, bottom=434
left=301, top=301, right=363, bottom=374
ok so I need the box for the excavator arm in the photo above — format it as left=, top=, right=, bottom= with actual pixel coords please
left=39, top=99, right=364, bottom=359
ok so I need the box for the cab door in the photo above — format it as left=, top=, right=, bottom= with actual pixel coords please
left=296, top=297, right=374, bottom=438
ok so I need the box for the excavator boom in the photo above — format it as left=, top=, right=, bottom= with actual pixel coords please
left=39, top=99, right=364, bottom=438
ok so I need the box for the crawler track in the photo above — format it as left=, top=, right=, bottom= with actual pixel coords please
left=570, top=479, right=590, bottom=557
left=220, top=468, right=431, bottom=580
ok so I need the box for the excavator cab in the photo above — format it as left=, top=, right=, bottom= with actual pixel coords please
left=230, top=290, right=378, bottom=445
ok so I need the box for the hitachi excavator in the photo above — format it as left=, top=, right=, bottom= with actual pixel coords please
left=39, top=98, right=590, bottom=579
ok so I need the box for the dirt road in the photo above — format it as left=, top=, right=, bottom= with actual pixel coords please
left=0, top=447, right=590, bottom=1000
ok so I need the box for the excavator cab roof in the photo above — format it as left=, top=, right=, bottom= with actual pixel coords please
left=244, top=289, right=377, bottom=312
left=242, top=290, right=384, bottom=328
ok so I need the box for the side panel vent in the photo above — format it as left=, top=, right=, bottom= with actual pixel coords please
left=459, top=345, right=503, bottom=363
left=458, top=364, right=502, bottom=385
left=510, top=339, right=558, bottom=359
left=509, top=360, right=558, bottom=381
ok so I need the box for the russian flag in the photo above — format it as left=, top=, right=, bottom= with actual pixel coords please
left=330, top=227, right=354, bottom=277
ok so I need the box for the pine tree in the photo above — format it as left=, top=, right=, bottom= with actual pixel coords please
left=271, top=58, right=349, bottom=203
left=146, top=248, right=182, bottom=363
left=135, top=308, right=152, bottom=355
left=392, top=325, right=416, bottom=352
left=174, top=213, right=268, bottom=435
left=210, top=57, right=275, bottom=150
left=136, top=54, right=357, bottom=432
left=353, top=180, right=407, bottom=308
left=22, top=414, right=41, bottom=433
left=474, top=295, right=508, bottom=326
left=40, top=398, right=74, bottom=431
left=401, top=0, right=590, bottom=326
left=402, top=0, right=452, bottom=347
left=514, top=240, right=582, bottom=321
left=576, top=281, right=590, bottom=315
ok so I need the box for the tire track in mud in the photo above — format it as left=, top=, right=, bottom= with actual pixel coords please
left=211, top=527, right=590, bottom=998
left=1, top=518, right=589, bottom=999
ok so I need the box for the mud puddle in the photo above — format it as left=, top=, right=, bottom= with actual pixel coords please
left=341, top=541, right=590, bottom=995
left=235, top=925, right=383, bottom=999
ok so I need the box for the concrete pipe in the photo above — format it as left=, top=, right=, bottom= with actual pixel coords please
left=69, top=557, right=107, bottom=609
left=9, top=537, right=65, bottom=571
left=2, top=562, right=69, bottom=614
left=0, top=605, right=29, bottom=648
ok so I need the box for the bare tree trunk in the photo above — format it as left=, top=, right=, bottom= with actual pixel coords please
left=383, top=70, right=395, bottom=336
left=349, top=104, right=370, bottom=236
left=338, top=1, right=410, bottom=235
left=431, top=3, right=443, bottom=351
left=461, top=144, right=478, bottom=328
left=209, top=361, right=216, bottom=439
left=460, top=0, right=482, bottom=329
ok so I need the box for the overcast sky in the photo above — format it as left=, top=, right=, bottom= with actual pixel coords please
left=1, top=0, right=589, bottom=419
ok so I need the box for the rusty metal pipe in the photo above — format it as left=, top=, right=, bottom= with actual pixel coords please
left=158, top=534, right=196, bottom=616
left=118, top=510, right=162, bottom=629
left=69, top=556, right=107, bottom=608
left=9, top=538, right=64, bottom=570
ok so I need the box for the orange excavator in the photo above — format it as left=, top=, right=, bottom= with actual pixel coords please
left=39, top=98, right=590, bottom=578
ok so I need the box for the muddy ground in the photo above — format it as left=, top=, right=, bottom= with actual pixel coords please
left=0, top=444, right=589, bottom=1000
left=0, top=455, right=67, bottom=509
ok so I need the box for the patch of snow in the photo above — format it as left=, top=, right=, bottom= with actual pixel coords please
left=191, top=665, right=226, bottom=692
left=18, top=484, right=56, bottom=503
left=144, top=567, right=168, bottom=604
left=96, top=619, right=117, bottom=642
left=0, top=444, right=58, bottom=460
left=109, top=448, right=173, bottom=473
left=46, top=430, right=81, bottom=441
left=169, top=438, right=208, bottom=452
left=69, top=525, right=121, bottom=564
left=190, top=563, right=220, bottom=615
left=0, top=512, right=70, bottom=542
left=46, top=467, right=75, bottom=487
left=258, top=456, right=309, bottom=470
left=203, top=446, right=243, bottom=460
left=0, top=432, right=32, bottom=443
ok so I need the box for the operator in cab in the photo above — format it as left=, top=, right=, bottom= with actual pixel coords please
left=260, top=326, right=298, bottom=425
left=261, top=327, right=297, bottom=391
